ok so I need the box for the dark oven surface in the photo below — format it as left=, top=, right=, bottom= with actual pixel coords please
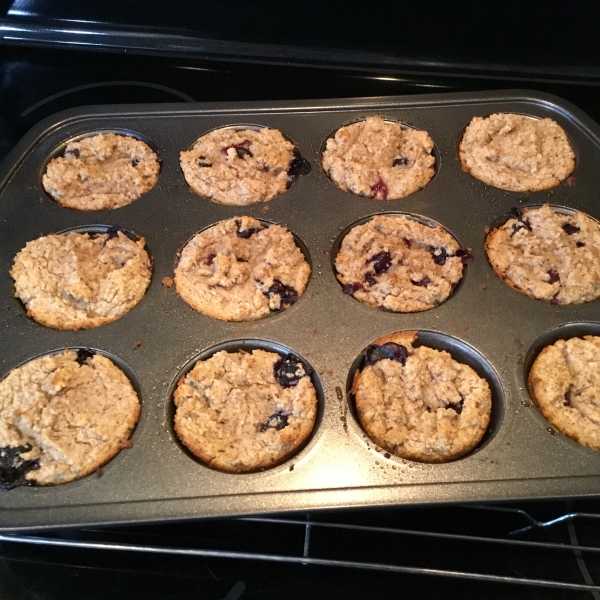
left=2, top=6, right=600, bottom=594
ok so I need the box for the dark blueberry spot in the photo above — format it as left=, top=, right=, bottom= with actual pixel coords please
left=221, top=139, right=251, bottom=155
left=131, top=158, right=140, bottom=167
left=511, top=223, right=529, bottom=237
left=259, top=410, right=291, bottom=432
left=198, top=156, right=212, bottom=168
left=203, top=253, right=216, bottom=266
left=235, top=146, right=253, bottom=160
left=550, top=293, right=560, bottom=305
left=562, top=223, right=581, bottom=235
left=156, top=156, right=163, bottom=166
left=577, top=241, right=586, bottom=247
left=393, top=156, right=409, bottom=167
left=547, top=269, right=560, bottom=284
left=364, top=343, right=408, bottom=367
left=0, top=445, right=40, bottom=491
left=274, top=354, right=308, bottom=388
left=342, top=282, right=363, bottom=295
left=264, top=279, right=298, bottom=307
left=429, top=246, right=449, bottom=265
left=66, top=148, right=80, bottom=158
left=368, top=251, right=392, bottom=275
left=448, top=399, right=464, bottom=414
left=76, top=348, right=95, bottom=365
left=509, top=208, right=532, bottom=232
left=370, top=177, right=389, bottom=200
left=454, top=247, right=474, bottom=265
left=287, top=148, right=311, bottom=183
left=235, top=219, right=262, bottom=239
left=403, top=238, right=412, bottom=249
left=364, top=272, right=377, bottom=286
left=411, top=275, right=432, bottom=287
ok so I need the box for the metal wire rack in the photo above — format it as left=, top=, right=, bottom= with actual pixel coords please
left=2, top=501, right=600, bottom=598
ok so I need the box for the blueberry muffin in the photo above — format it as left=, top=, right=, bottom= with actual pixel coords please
left=335, top=214, right=471, bottom=312
left=528, top=336, right=600, bottom=451
left=180, top=127, right=309, bottom=205
left=0, top=349, right=140, bottom=488
left=485, top=204, right=600, bottom=305
left=352, top=331, right=492, bottom=463
left=11, top=230, right=152, bottom=330
left=42, top=133, right=160, bottom=210
left=173, top=349, right=318, bottom=472
left=322, top=117, right=435, bottom=199
left=459, top=113, right=575, bottom=192
left=174, top=216, right=310, bottom=321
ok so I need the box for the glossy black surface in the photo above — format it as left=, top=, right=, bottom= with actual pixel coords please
left=2, top=0, right=600, bottom=78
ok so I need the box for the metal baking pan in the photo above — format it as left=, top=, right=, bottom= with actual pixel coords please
left=1, top=90, right=600, bottom=531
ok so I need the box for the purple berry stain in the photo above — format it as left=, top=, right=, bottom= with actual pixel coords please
left=370, top=177, right=388, bottom=200
left=274, top=354, right=307, bottom=388
left=198, top=156, right=212, bottom=167
left=429, top=246, right=449, bottom=265
left=76, top=348, right=95, bottom=365
left=509, top=207, right=532, bottom=233
left=203, top=253, right=216, bottom=266
left=131, top=158, right=140, bottom=167
left=259, top=411, right=291, bottom=432
left=562, top=223, right=581, bottom=235
left=66, top=148, right=80, bottom=158
left=221, top=139, right=251, bottom=155
left=550, top=293, right=560, bottom=305
left=448, top=398, right=464, bottom=414
left=368, top=251, right=392, bottom=274
left=364, top=343, right=408, bottom=367
left=454, top=247, right=474, bottom=265
left=235, top=146, right=253, bottom=159
left=0, top=445, right=40, bottom=490
left=287, top=148, right=311, bottom=182
left=411, top=275, right=432, bottom=287
left=547, top=269, right=560, bottom=284
left=264, top=280, right=298, bottom=307
left=235, top=219, right=262, bottom=239
left=342, top=282, right=363, bottom=295
left=577, top=241, right=585, bottom=247
left=393, top=156, right=409, bottom=167
left=364, top=273, right=377, bottom=286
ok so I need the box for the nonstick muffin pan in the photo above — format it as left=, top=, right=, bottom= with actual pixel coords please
left=1, top=90, right=600, bottom=530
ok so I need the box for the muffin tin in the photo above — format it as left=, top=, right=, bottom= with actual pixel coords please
left=1, top=90, right=600, bottom=530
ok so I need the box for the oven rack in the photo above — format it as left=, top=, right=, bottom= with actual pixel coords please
left=2, top=502, right=600, bottom=597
